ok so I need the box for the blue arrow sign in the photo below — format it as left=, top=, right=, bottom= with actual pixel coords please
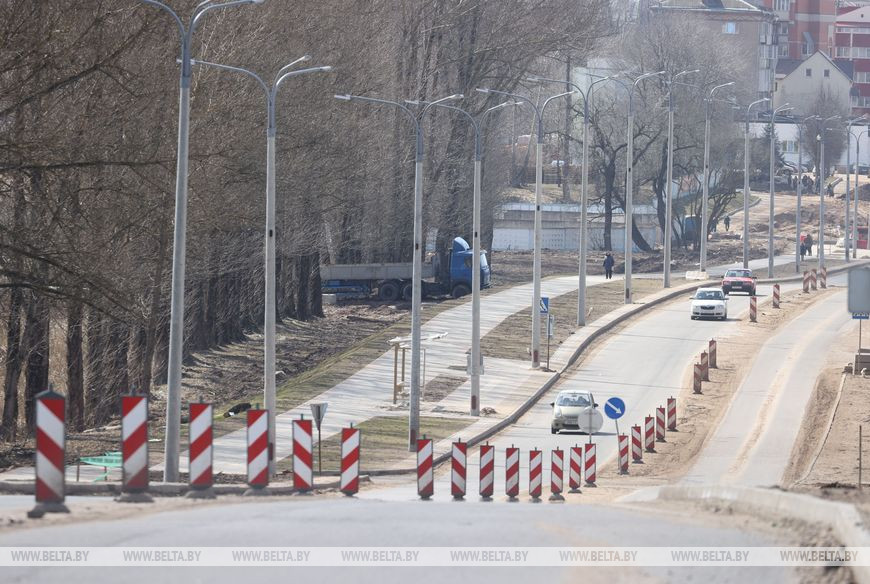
left=853, top=313, right=869, bottom=320
left=540, top=297, right=549, bottom=314
left=604, top=397, right=626, bottom=420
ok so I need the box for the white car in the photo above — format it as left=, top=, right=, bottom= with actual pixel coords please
left=550, top=390, right=604, bottom=435
left=690, top=287, right=728, bottom=320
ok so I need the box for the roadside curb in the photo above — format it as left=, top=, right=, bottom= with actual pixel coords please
left=619, top=484, right=870, bottom=584
left=756, top=259, right=870, bottom=285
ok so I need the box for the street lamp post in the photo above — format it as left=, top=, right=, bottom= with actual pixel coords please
left=768, top=103, right=792, bottom=278
left=625, top=72, right=666, bottom=303
left=335, top=92, right=461, bottom=450
left=137, top=0, right=265, bottom=483
left=794, top=117, right=813, bottom=273
left=191, top=57, right=331, bottom=475
left=818, top=115, right=841, bottom=271
left=701, top=82, right=735, bottom=273
left=844, top=118, right=866, bottom=262
left=856, top=129, right=869, bottom=258
left=663, top=69, right=699, bottom=288
left=742, top=98, right=770, bottom=269
left=405, top=100, right=515, bottom=415
left=476, top=87, right=573, bottom=368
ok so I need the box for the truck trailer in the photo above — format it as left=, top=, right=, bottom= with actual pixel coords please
left=321, top=237, right=491, bottom=301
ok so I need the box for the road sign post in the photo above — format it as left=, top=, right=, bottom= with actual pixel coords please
left=849, top=268, right=870, bottom=369
left=604, top=396, right=626, bottom=457
left=310, top=403, right=328, bottom=473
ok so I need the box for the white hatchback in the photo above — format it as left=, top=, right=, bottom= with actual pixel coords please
left=550, top=390, right=603, bottom=435
left=690, top=287, right=728, bottom=320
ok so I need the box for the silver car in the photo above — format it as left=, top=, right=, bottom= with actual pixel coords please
left=550, top=390, right=604, bottom=435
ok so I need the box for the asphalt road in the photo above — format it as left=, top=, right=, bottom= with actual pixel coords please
left=0, top=496, right=798, bottom=584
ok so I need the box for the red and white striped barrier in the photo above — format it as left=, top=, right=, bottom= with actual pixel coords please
left=120, top=395, right=150, bottom=501
left=631, top=425, right=643, bottom=463
left=700, top=351, right=710, bottom=381
left=667, top=397, right=677, bottom=431
left=550, top=449, right=564, bottom=499
left=30, top=388, right=69, bottom=517
left=693, top=363, right=703, bottom=394
left=644, top=415, right=656, bottom=452
left=293, top=418, right=313, bottom=492
left=451, top=440, right=467, bottom=500
left=709, top=338, right=717, bottom=368
left=417, top=437, right=434, bottom=499
left=505, top=446, right=520, bottom=499
left=246, top=407, right=269, bottom=494
left=656, top=406, right=666, bottom=442
left=569, top=446, right=583, bottom=491
left=529, top=449, right=543, bottom=500
left=340, top=426, right=360, bottom=496
left=187, top=402, right=214, bottom=498
left=479, top=443, right=494, bottom=499
left=820, top=266, right=827, bottom=289
left=618, top=434, right=629, bottom=474
left=583, top=443, right=596, bottom=486
left=811, top=269, right=818, bottom=291
left=803, top=271, right=810, bottom=293
left=773, top=284, right=780, bottom=308
left=749, top=296, right=757, bottom=322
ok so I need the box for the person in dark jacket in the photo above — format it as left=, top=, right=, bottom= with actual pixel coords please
left=804, top=233, right=814, bottom=256
left=603, top=252, right=615, bottom=280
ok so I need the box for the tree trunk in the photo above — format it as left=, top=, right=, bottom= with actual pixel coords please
left=309, top=251, right=324, bottom=318
left=22, top=291, right=50, bottom=434
left=66, top=300, right=85, bottom=432
left=1, top=287, right=24, bottom=441
left=296, top=255, right=311, bottom=321
left=86, top=306, right=108, bottom=426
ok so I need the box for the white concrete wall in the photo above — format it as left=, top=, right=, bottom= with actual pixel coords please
left=492, top=226, right=660, bottom=252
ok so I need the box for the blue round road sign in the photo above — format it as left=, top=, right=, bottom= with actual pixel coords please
left=604, top=397, right=625, bottom=420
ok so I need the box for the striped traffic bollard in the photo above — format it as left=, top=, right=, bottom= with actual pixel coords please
left=749, top=296, right=757, bottom=322
left=803, top=271, right=810, bottom=293
left=631, top=425, right=643, bottom=463
left=549, top=449, right=564, bottom=501
left=773, top=284, right=781, bottom=308
left=583, top=443, right=596, bottom=487
left=644, top=416, right=656, bottom=452
left=529, top=449, right=543, bottom=501
left=340, top=425, right=360, bottom=496
left=811, top=269, right=818, bottom=291
left=187, top=402, right=215, bottom=499
left=28, top=388, right=70, bottom=518
left=667, top=397, right=677, bottom=431
left=656, top=406, right=666, bottom=442
left=451, top=440, right=467, bottom=500
left=693, top=363, right=703, bottom=394
left=118, top=394, right=152, bottom=503
left=820, top=266, right=827, bottom=289
left=417, top=437, right=434, bottom=500
left=479, top=443, right=494, bottom=500
left=293, top=417, right=314, bottom=493
left=708, top=339, right=718, bottom=368
left=700, top=351, right=710, bottom=381
left=245, top=407, right=270, bottom=496
left=618, top=434, right=629, bottom=474
left=505, top=446, right=520, bottom=500
left=569, top=446, right=583, bottom=492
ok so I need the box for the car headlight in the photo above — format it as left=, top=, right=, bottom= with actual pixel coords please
left=554, top=407, right=563, bottom=418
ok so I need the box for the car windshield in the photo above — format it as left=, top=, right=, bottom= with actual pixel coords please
left=556, top=393, right=591, bottom=407
left=695, top=290, right=724, bottom=300
left=725, top=270, right=751, bottom=278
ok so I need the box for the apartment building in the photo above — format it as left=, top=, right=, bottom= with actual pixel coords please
left=833, top=5, right=870, bottom=113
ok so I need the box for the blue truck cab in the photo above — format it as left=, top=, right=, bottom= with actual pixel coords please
left=439, top=236, right=490, bottom=298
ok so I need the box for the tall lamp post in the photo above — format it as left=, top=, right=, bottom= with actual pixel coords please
left=793, top=115, right=817, bottom=273
left=855, top=128, right=870, bottom=258
left=191, top=57, right=331, bottom=475
left=476, top=87, right=574, bottom=368
left=334, top=92, right=461, bottom=450
left=405, top=99, right=515, bottom=415
left=137, top=0, right=265, bottom=483
left=844, top=117, right=866, bottom=262
left=742, top=98, right=769, bottom=269
left=663, top=69, right=699, bottom=288
left=701, top=82, right=735, bottom=273
left=818, top=115, right=841, bottom=271
left=767, top=103, right=792, bottom=278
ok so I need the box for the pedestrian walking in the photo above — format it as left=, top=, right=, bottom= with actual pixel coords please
left=805, top=233, right=813, bottom=256
left=723, top=215, right=731, bottom=231
left=800, top=241, right=806, bottom=261
left=603, top=252, right=615, bottom=280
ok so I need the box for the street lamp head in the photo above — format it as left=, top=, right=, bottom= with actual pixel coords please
left=334, top=94, right=352, bottom=101
left=475, top=88, right=491, bottom=94
left=317, top=66, right=333, bottom=72
left=251, top=0, right=265, bottom=4
left=447, top=93, right=463, bottom=100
